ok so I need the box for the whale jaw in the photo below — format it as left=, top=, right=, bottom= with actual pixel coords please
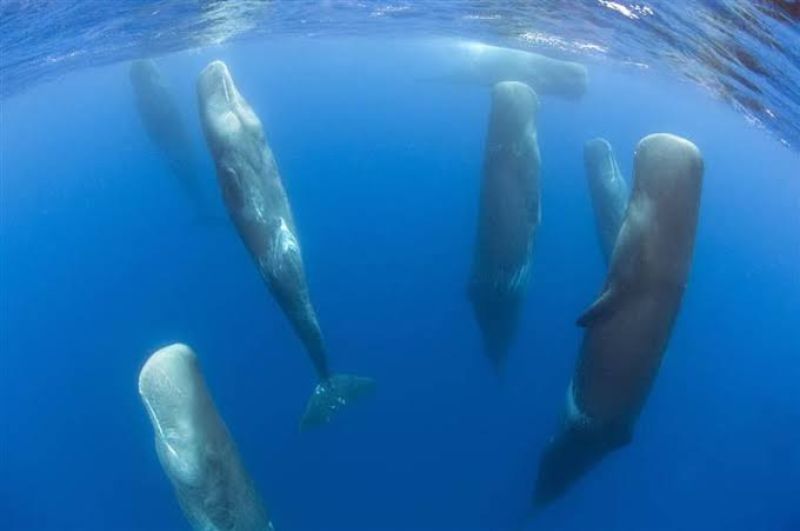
left=197, top=60, right=236, bottom=107
left=138, top=343, right=209, bottom=487
left=197, top=60, right=263, bottom=156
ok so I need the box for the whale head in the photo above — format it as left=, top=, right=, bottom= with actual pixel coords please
left=633, top=133, right=703, bottom=203
left=138, top=343, right=213, bottom=488
left=139, top=344, right=272, bottom=530
left=629, top=133, right=703, bottom=281
left=129, top=59, right=160, bottom=88
left=488, top=81, right=539, bottom=144
left=632, top=133, right=703, bottom=236
left=197, top=60, right=263, bottom=160
left=492, top=81, right=539, bottom=127
left=584, top=138, right=614, bottom=169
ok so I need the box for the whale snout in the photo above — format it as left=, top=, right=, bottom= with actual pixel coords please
left=197, top=60, right=262, bottom=147
left=634, top=133, right=703, bottom=196
left=138, top=343, right=202, bottom=439
left=584, top=137, right=613, bottom=165
left=489, top=81, right=539, bottom=140
left=129, top=59, right=159, bottom=87
left=198, top=60, right=236, bottom=107
left=492, top=81, right=539, bottom=117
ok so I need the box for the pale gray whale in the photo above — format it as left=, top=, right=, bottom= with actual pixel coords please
left=469, top=81, right=541, bottom=368
left=425, top=40, right=588, bottom=99
left=535, top=133, right=703, bottom=505
left=138, top=343, right=273, bottom=530
left=196, top=60, right=374, bottom=430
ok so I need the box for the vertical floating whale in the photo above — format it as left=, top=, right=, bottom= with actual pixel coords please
left=535, top=134, right=703, bottom=505
left=584, top=138, right=629, bottom=263
left=196, top=60, right=374, bottom=429
left=469, top=81, right=541, bottom=368
left=138, top=343, right=274, bottom=530
left=129, top=59, right=213, bottom=220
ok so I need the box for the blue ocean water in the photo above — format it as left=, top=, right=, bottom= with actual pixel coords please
left=1, top=8, right=800, bottom=531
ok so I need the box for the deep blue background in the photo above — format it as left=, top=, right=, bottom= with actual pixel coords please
left=1, top=39, right=798, bottom=530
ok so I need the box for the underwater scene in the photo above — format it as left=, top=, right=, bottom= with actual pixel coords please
left=1, top=2, right=799, bottom=530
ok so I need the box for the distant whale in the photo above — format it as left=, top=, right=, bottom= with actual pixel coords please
left=138, top=343, right=273, bottom=530
left=130, top=59, right=215, bottom=220
left=534, top=134, right=703, bottom=505
left=427, top=40, right=588, bottom=99
left=584, top=138, right=629, bottom=263
left=469, top=81, right=541, bottom=368
left=196, top=60, right=375, bottom=430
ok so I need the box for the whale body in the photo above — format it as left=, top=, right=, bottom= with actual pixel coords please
left=427, top=40, right=588, bottom=99
left=469, top=81, right=541, bottom=367
left=584, top=138, right=629, bottom=263
left=130, top=59, right=214, bottom=219
left=535, top=134, right=703, bottom=505
left=138, top=343, right=273, bottom=530
left=196, top=60, right=374, bottom=429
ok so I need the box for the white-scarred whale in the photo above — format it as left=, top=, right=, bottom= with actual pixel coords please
left=584, top=138, right=629, bottom=263
left=469, top=81, right=541, bottom=368
left=138, top=343, right=274, bottom=530
left=426, top=40, right=588, bottom=100
left=129, top=59, right=215, bottom=220
left=196, top=60, right=375, bottom=430
left=534, top=134, right=703, bottom=505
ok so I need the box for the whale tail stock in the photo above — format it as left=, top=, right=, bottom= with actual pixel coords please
left=300, top=373, right=376, bottom=430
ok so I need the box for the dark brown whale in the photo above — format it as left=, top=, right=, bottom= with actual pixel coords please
left=535, top=133, right=703, bottom=505
left=468, top=81, right=541, bottom=368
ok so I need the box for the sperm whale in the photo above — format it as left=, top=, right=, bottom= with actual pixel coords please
left=535, top=134, right=703, bottom=505
left=197, top=60, right=375, bottom=429
left=469, top=81, right=541, bottom=368
left=138, top=343, right=273, bottom=530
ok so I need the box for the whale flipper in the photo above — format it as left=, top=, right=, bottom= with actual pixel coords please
left=300, top=374, right=376, bottom=430
left=576, top=286, right=624, bottom=327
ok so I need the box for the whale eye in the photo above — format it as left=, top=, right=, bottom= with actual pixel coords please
left=220, top=167, right=245, bottom=211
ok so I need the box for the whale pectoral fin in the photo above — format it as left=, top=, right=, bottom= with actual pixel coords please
left=300, top=373, right=376, bottom=431
left=576, top=287, right=621, bottom=327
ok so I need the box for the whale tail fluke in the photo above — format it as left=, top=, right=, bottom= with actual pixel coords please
left=300, top=373, right=376, bottom=430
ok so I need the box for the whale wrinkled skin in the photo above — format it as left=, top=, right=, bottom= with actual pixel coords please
left=197, top=61, right=374, bottom=429
left=138, top=343, right=273, bottom=531
left=469, top=81, right=541, bottom=368
left=535, top=134, right=703, bottom=505
left=584, top=138, right=629, bottom=264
